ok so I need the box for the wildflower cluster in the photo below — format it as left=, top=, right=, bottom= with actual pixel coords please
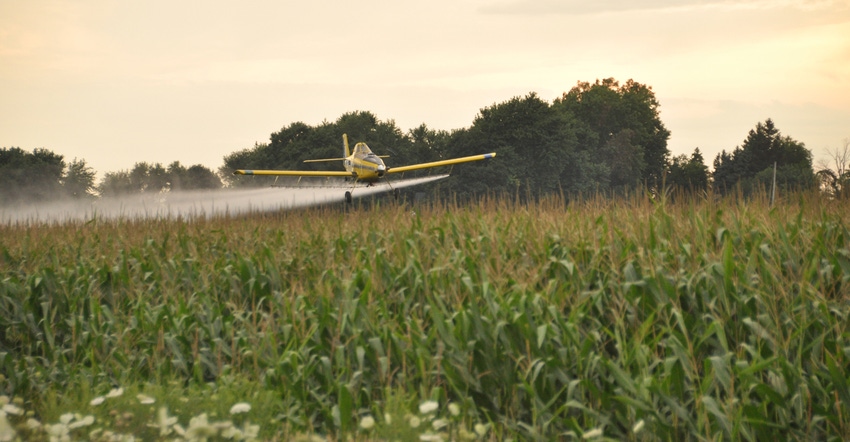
left=361, top=398, right=491, bottom=441
left=148, top=406, right=259, bottom=441
left=0, top=390, right=260, bottom=442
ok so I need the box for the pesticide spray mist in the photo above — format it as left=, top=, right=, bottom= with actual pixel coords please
left=1, top=174, right=449, bottom=224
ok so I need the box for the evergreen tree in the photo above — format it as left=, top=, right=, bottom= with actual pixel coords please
left=712, top=119, right=814, bottom=194
left=667, top=148, right=709, bottom=192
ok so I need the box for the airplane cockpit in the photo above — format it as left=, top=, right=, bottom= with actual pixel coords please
left=354, top=142, right=383, bottom=167
left=353, top=142, right=373, bottom=155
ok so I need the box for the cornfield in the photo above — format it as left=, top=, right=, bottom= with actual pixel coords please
left=1, top=191, right=848, bottom=440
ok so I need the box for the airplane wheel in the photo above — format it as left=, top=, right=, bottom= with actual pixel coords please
left=345, top=191, right=352, bottom=204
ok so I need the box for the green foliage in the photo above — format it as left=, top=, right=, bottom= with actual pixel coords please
left=713, top=119, right=815, bottom=194
left=667, top=148, right=710, bottom=192
left=167, top=162, right=223, bottom=191
left=62, top=158, right=97, bottom=199
left=554, top=78, right=671, bottom=190
left=446, top=93, right=576, bottom=199
left=221, top=111, right=414, bottom=189
left=220, top=79, right=671, bottom=199
left=98, top=162, right=222, bottom=196
left=0, top=147, right=65, bottom=204
left=1, top=193, right=849, bottom=440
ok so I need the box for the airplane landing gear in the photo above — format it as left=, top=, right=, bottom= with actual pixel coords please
left=345, top=191, right=352, bottom=204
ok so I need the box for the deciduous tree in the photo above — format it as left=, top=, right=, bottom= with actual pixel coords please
left=63, top=158, right=96, bottom=198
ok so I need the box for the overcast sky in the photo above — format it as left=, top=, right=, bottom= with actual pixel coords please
left=2, top=0, right=849, bottom=177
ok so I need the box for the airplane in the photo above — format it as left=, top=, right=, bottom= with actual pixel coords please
left=233, top=134, right=496, bottom=203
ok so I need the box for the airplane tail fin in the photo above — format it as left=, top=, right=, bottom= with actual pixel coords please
left=343, top=134, right=351, bottom=158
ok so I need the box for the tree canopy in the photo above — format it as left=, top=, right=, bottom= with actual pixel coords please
left=554, top=78, right=671, bottom=190
left=222, top=79, right=674, bottom=201
left=4, top=80, right=828, bottom=205
left=98, top=162, right=222, bottom=197
left=0, top=148, right=99, bottom=203
left=667, top=148, right=710, bottom=192
left=221, top=111, right=446, bottom=189
left=712, top=119, right=814, bottom=195
left=0, top=147, right=65, bottom=204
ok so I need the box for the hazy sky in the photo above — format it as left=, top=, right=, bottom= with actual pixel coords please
left=2, top=0, right=849, bottom=177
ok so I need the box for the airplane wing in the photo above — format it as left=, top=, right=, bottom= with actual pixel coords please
left=387, top=152, right=496, bottom=174
left=233, top=169, right=354, bottom=177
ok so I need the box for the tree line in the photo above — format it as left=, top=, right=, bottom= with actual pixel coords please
left=0, top=148, right=222, bottom=205
left=4, top=78, right=844, bottom=205
left=223, top=79, right=820, bottom=200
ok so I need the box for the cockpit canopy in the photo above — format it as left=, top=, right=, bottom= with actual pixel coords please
left=352, top=142, right=373, bottom=155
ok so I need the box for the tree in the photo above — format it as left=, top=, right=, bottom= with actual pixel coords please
left=0, top=146, right=65, bottom=204
left=221, top=111, right=410, bottom=188
left=666, top=148, right=709, bottom=192
left=182, top=164, right=222, bottom=190
left=167, top=162, right=222, bottom=191
left=98, top=162, right=171, bottom=196
left=445, top=93, right=576, bottom=199
left=712, top=119, right=815, bottom=194
left=815, top=138, right=850, bottom=199
left=407, top=124, right=450, bottom=166
left=553, top=78, right=670, bottom=190
left=98, top=170, right=134, bottom=197
left=63, top=158, right=97, bottom=198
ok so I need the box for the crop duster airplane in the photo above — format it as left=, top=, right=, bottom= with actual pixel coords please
left=234, top=134, right=496, bottom=203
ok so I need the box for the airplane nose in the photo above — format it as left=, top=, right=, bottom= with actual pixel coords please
left=377, top=165, right=386, bottom=176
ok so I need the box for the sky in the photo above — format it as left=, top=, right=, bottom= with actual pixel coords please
left=2, top=0, right=849, bottom=179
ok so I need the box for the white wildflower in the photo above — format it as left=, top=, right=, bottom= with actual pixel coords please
left=448, top=402, right=460, bottom=416
left=419, top=400, right=439, bottom=414
left=229, top=402, right=251, bottom=415
left=136, top=394, right=155, bottom=405
left=48, top=418, right=75, bottom=442
left=359, top=415, right=375, bottom=430
left=243, top=422, right=260, bottom=440
left=432, top=418, right=449, bottom=430
left=185, top=413, right=217, bottom=439
left=633, top=419, right=645, bottom=433
left=149, top=407, right=178, bottom=437
left=213, top=421, right=232, bottom=431
left=582, top=427, right=603, bottom=439
left=90, top=396, right=105, bottom=406
left=221, top=425, right=243, bottom=439
left=2, top=404, right=22, bottom=416
left=0, top=411, right=16, bottom=442
left=474, top=423, right=489, bottom=436
left=409, top=416, right=421, bottom=428
left=419, top=433, right=444, bottom=442
left=26, top=418, right=42, bottom=430
left=105, top=388, right=124, bottom=398
left=384, top=413, right=392, bottom=424
left=69, top=415, right=95, bottom=430
left=459, top=427, right=477, bottom=440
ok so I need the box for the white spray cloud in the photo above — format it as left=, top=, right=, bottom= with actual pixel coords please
left=0, top=175, right=448, bottom=224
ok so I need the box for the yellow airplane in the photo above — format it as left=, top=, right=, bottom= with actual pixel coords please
left=234, top=134, right=496, bottom=203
